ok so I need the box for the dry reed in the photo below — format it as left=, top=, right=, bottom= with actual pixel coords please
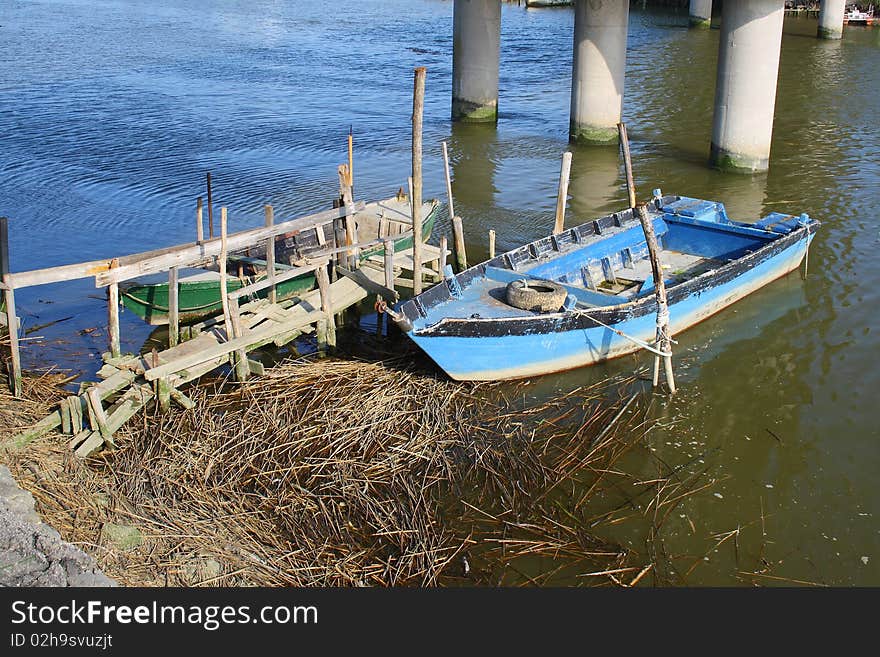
left=1, top=347, right=706, bottom=587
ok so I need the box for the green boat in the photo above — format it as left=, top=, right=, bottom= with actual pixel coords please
left=120, top=197, right=440, bottom=325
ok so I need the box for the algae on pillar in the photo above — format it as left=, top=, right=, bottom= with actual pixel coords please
left=710, top=0, right=785, bottom=173
left=569, top=0, right=630, bottom=144
left=689, top=0, right=712, bottom=28
left=452, top=0, right=501, bottom=123
left=817, top=0, right=846, bottom=39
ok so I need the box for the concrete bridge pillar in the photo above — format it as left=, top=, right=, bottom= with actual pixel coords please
left=689, top=0, right=713, bottom=28
left=569, top=0, right=630, bottom=144
left=452, top=0, right=501, bottom=123
left=710, top=0, right=785, bottom=172
left=817, top=0, right=846, bottom=39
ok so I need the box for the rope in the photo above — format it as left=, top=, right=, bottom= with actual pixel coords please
left=572, top=307, right=672, bottom=358
left=798, top=219, right=812, bottom=279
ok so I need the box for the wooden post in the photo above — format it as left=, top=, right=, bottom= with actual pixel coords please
left=85, top=387, right=112, bottom=445
left=229, top=296, right=249, bottom=381
left=441, top=141, right=455, bottom=223
left=0, top=217, right=21, bottom=397
left=314, top=264, right=336, bottom=351
left=338, top=165, right=358, bottom=270
left=636, top=203, right=675, bottom=394
left=383, top=238, right=395, bottom=292
left=439, top=235, right=448, bottom=276
left=107, top=257, right=121, bottom=359
left=219, top=207, right=233, bottom=341
left=412, top=66, right=426, bottom=295
left=264, top=205, right=276, bottom=304
left=348, top=126, right=354, bottom=193
left=206, top=171, right=214, bottom=238
left=489, top=229, right=496, bottom=259
left=452, top=216, right=467, bottom=272
left=168, top=265, right=179, bottom=348
left=553, top=151, right=573, bottom=235
left=618, top=123, right=637, bottom=209
left=196, top=197, right=204, bottom=244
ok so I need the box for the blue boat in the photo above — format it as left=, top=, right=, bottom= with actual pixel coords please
left=393, top=192, right=819, bottom=381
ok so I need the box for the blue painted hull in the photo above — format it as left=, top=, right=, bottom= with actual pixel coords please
left=408, top=234, right=812, bottom=380
left=398, top=195, right=819, bottom=381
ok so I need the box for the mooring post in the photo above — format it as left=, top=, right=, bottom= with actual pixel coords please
left=348, top=127, right=355, bottom=197
left=107, top=257, right=121, bottom=359
left=168, top=265, right=179, bottom=348
left=229, top=296, right=249, bottom=382
left=196, top=197, right=204, bottom=244
left=264, top=205, right=276, bottom=304
left=412, top=66, right=426, bottom=295
left=489, top=229, right=496, bottom=260
left=383, top=238, right=395, bottom=293
left=637, top=204, right=676, bottom=394
left=338, top=165, right=358, bottom=270
left=439, top=235, right=448, bottom=276
left=314, top=264, right=336, bottom=352
left=0, top=217, right=22, bottom=397
left=618, top=123, right=637, bottom=209
left=219, top=207, right=233, bottom=341
left=452, top=215, right=468, bottom=272
left=206, top=171, right=214, bottom=239
left=441, top=141, right=456, bottom=224
left=553, top=151, right=573, bottom=235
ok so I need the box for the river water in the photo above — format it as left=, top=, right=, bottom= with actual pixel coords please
left=1, top=1, right=877, bottom=585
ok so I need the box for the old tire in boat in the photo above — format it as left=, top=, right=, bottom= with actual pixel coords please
left=505, top=279, right=568, bottom=313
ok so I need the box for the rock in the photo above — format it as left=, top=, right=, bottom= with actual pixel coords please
left=0, top=505, right=114, bottom=587
left=101, top=523, right=144, bottom=551
left=0, top=465, right=40, bottom=524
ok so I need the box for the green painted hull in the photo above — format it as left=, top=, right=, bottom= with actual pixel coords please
left=121, top=207, right=437, bottom=325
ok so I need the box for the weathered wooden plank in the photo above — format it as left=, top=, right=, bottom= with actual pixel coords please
left=336, top=266, right=399, bottom=303
left=227, top=258, right=329, bottom=301
left=92, top=203, right=363, bottom=288
left=143, top=309, right=326, bottom=382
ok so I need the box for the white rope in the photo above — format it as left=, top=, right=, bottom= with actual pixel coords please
left=798, top=220, right=812, bottom=279
left=572, top=307, right=672, bottom=358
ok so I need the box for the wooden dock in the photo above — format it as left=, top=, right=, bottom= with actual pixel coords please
left=2, top=182, right=447, bottom=457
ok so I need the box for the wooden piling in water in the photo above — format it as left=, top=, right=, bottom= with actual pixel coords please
left=219, top=207, right=233, bottom=341
left=553, top=151, right=573, bottom=235
left=168, top=265, right=179, bottom=348
left=452, top=216, right=467, bottom=272
left=196, top=197, right=204, bottom=244
left=489, top=229, right=496, bottom=260
left=264, top=205, right=276, bottom=304
left=107, top=258, right=121, bottom=359
left=439, top=236, right=448, bottom=275
left=206, top=172, right=214, bottom=238
left=314, top=264, right=336, bottom=352
left=442, top=141, right=455, bottom=224
left=618, top=123, right=637, bottom=210
left=412, top=66, right=426, bottom=295
left=636, top=204, right=675, bottom=394
left=0, top=217, right=22, bottom=396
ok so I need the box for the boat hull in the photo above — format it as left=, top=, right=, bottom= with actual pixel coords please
left=405, top=204, right=816, bottom=381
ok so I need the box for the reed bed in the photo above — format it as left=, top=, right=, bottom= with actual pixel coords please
left=1, top=348, right=708, bottom=587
